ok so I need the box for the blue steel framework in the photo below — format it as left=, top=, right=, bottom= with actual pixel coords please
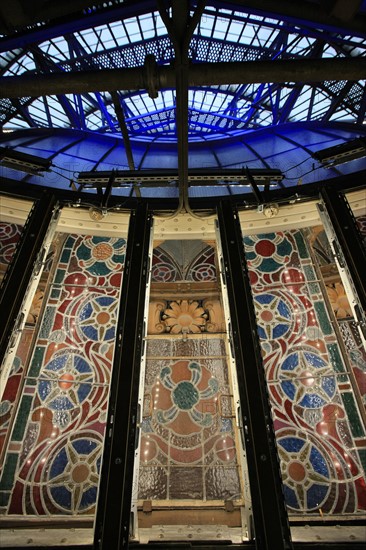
left=0, top=1, right=365, bottom=139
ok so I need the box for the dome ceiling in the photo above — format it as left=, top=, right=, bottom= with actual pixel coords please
left=0, top=0, right=365, bottom=205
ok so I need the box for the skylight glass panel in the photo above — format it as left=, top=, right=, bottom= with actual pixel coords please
left=226, top=21, right=244, bottom=41
left=109, top=20, right=127, bottom=44
left=139, top=14, right=156, bottom=40
left=211, top=16, right=229, bottom=40
left=0, top=49, right=22, bottom=69
left=254, top=24, right=274, bottom=45
left=199, top=13, right=215, bottom=37
left=241, top=23, right=258, bottom=43
left=3, top=53, right=35, bottom=76
left=39, top=37, right=69, bottom=60
left=154, top=12, right=166, bottom=36
left=124, top=18, right=142, bottom=42
left=323, top=45, right=340, bottom=58
left=95, top=27, right=115, bottom=50
left=77, top=29, right=98, bottom=53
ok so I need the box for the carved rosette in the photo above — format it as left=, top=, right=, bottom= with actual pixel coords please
left=148, top=299, right=225, bottom=335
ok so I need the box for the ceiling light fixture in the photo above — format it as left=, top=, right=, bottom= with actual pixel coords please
left=77, top=168, right=283, bottom=188
left=0, top=147, right=52, bottom=175
left=313, top=138, right=366, bottom=167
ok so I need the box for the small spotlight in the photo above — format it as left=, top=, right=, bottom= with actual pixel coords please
left=88, top=207, right=106, bottom=221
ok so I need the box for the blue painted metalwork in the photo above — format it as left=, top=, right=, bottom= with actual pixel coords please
left=0, top=5, right=365, bottom=138
left=0, top=2, right=365, bottom=201
left=1, top=122, right=365, bottom=195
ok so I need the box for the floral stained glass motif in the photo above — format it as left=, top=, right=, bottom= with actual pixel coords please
left=151, top=242, right=216, bottom=283
left=0, top=234, right=126, bottom=516
left=139, top=337, right=241, bottom=501
left=243, top=230, right=366, bottom=515
left=163, top=300, right=207, bottom=334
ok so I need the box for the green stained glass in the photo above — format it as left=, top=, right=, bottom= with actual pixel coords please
left=54, top=269, right=65, bottom=284
left=341, top=392, right=364, bottom=438
left=12, top=396, right=33, bottom=441
left=294, top=231, right=309, bottom=259
left=327, top=343, right=346, bottom=373
left=314, top=301, right=332, bottom=335
left=0, top=454, right=18, bottom=490
left=28, top=346, right=45, bottom=378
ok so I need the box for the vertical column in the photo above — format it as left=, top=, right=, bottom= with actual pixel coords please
left=0, top=191, right=58, bottom=365
left=319, top=187, right=366, bottom=340
left=217, top=201, right=292, bottom=550
left=94, top=202, right=152, bottom=550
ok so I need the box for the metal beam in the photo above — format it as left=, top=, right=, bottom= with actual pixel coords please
left=217, top=200, right=292, bottom=550
left=0, top=191, right=58, bottom=365
left=1, top=57, right=365, bottom=99
left=216, top=0, right=366, bottom=37
left=94, top=202, right=152, bottom=550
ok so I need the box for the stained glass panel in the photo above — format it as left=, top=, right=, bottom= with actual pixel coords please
left=0, top=222, right=23, bottom=282
left=139, top=336, right=241, bottom=502
left=242, top=229, right=366, bottom=516
left=139, top=239, right=243, bottom=514
left=0, top=234, right=126, bottom=517
left=151, top=242, right=216, bottom=283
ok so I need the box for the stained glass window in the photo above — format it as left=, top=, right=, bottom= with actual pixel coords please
left=241, top=228, right=366, bottom=516
left=138, top=239, right=246, bottom=535
left=0, top=233, right=126, bottom=518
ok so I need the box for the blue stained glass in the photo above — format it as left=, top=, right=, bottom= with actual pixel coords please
left=283, top=485, right=299, bottom=509
left=299, top=393, right=326, bottom=408
left=61, top=249, right=71, bottom=263
left=50, top=448, right=68, bottom=479
left=105, top=327, right=116, bottom=340
left=307, top=484, right=329, bottom=509
left=282, top=353, right=298, bottom=371
left=277, top=300, right=290, bottom=318
left=80, top=487, right=98, bottom=509
left=322, top=376, right=336, bottom=396
left=279, top=437, right=305, bottom=453
left=76, top=243, right=89, bottom=261
left=304, top=351, right=325, bottom=369
left=281, top=380, right=296, bottom=400
left=89, top=263, right=110, bottom=276
left=80, top=325, right=98, bottom=340
left=49, top=395, right=74, bottom=410
left=98, top=296, right=115, bottom=307
left=93, top=236, right=108, bottom=244
left=38, top=380, right=52, bottom=400
left=309, top=447, right=329, bottom=477
left=243, top=236, right=255, bottom=247
left=73, top=439, right=97, bottom=455
left=77, top=384, right=92, bottom=402
left=260, top=257, right=282, bottom=273
left=65, top=236, right=76, bottom=248
left=50, top=486, right=71, bottom=509
left=255, top=294, right=274, bottom=305
left=273, top=323, right=290, bottom=338
left=80, top=302, right=93, bottom=320
left=74, top=357, right=92, bottom=374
